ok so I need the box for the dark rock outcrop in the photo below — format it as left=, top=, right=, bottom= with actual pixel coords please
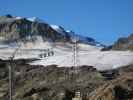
left=0, top=15, right=70, bottom=43
left=112, top=34, right=133, bottom=51
left=101, top=34, right=133, bottom=51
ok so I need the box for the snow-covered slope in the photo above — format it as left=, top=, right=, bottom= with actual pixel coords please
left=0, top=42, right=133, bottom=71
left=29, top=44, right=133, bottom=71
left=50, top=25, right=64, bottom=33
left=27, top=17, right=46, bottom=23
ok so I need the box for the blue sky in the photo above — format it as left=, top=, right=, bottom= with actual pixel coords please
left=0, top=0, right=133, bottom=44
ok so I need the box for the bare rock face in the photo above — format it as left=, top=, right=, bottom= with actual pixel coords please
left=0, top=15, right=102, bottom=46
left=0, top=15, right=70, bottom=43
left=101, top=34, right=133, bottom=51
left=112, top=34, right=133, bottom=51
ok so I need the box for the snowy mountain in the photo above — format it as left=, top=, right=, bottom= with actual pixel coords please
left=50, top=24, right=104, bottom=47
left=0, top=15, right=133, bottom=71
left=0, top=15, right=70, bottom=43
left=0, top=14, right=101, bottom=46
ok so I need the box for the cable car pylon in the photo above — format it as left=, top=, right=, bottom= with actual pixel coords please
left=71, top=36, right=82, bottom=100
left=8, top=42, right=21, bottom=100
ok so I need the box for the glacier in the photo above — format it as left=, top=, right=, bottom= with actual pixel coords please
left=0, top=42, right=133, bottom=71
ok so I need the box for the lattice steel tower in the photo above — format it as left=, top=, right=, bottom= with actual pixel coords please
left=72, top=36, right=79, bottom=73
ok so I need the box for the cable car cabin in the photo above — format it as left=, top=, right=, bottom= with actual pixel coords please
left=39, top=51, right=54, bottom=58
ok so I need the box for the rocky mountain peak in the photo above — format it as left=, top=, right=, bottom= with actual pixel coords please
left=0, top=15, right=103, bottom=47
left=112, top=34, right=133, bottom=51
